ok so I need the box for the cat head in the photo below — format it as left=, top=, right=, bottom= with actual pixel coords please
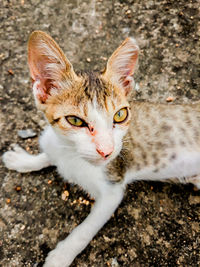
left=28, top=31, right=139, bottom=165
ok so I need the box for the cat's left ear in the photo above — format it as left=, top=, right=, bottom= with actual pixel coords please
left=103, top=37, right=139, bottom=95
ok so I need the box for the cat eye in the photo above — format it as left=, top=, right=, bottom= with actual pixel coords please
left=66, top=116, right=87, bottom=127
left=113, top=108, right=128, bottom=123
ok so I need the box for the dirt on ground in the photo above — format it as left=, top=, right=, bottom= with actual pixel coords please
left=0, top=0, right=200, bottom=266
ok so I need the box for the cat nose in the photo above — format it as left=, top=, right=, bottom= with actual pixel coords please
left=96, top=148, right=113, bottom=159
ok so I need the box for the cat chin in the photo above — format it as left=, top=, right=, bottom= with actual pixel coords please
left=83, top=153, right=118, bottom=167
left=83, top=157, right=110, bottom=167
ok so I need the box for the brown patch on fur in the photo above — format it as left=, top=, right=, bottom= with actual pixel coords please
left=180, top=140, right=186, bottom=146
left=152, top=152, right=159, bottom=165
left=161, top=163, right=166, bottom=169
left=170, top=153, right=177, bottom=161
left=193, top=127, right=199, bottom=140
left=160, top=123, right=172, bottom=132
left=107, top=136, right=134, bottom=182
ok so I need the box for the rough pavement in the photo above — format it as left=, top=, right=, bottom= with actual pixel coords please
left=0, top=0, right=200, bottom=266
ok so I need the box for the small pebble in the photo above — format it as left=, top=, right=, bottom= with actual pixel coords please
left=18, top=129, right=37, bottom=139
left=61, top=190, right=69, bottom=201
left=15, top=186, right=22, bottom=192
left=8, top=69, right=14, bottom=75
left=6, top=198, right=11, bottom=204
left=166, top=96, right=174, bottom=102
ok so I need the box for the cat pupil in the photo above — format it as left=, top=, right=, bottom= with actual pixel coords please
left=118, top=110, right=122, bottom=117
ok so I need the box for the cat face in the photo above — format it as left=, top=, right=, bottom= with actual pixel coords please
left=43, top=72, right=131, bottom=164
left=28, top=31, right=139, bottom=164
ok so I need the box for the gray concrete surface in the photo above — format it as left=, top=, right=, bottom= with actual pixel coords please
left=0, top=0, right=200, bottom=266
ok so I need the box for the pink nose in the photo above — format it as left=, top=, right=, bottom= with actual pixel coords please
left=96, top=148, right=113, bottom=159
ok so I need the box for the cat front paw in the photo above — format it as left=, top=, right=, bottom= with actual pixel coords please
left=43, top=241, right=75, bottom=267
left=2, top=145, right=32, bottom=173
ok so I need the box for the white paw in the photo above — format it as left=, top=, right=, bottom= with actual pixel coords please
left=43, top=241, right=75, bottom=267
left=2, top=145, right=33, bottom=173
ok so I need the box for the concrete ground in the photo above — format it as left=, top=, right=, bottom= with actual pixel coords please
left=0, top=0, right=199, bottom=266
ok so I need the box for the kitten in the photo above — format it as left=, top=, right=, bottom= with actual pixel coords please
left=2, top=31, right=200, bottom=267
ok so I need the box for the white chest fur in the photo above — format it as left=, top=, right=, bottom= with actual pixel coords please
left=40, top=126, right=113, bottom=198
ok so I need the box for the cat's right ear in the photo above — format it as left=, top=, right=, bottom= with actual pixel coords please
left=28, top=31, right=78, bottom=106
left=103, top=37, right=139, bottom=95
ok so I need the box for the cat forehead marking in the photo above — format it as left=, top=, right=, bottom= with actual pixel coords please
left=46, top=71, right=127, bottom=122
left=81, top=71, right=113, bottom=107
left=48, top=72, right=111, bottom=106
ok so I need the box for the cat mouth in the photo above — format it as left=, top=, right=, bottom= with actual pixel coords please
left=83, top=155, right=112, bottom=166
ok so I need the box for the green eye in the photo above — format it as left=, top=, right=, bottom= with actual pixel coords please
left=66, top=116, right=85, bottom=127
left=113, top=108, right=128, bottom=123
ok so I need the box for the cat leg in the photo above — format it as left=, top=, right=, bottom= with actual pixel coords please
left=2, top=144, right=51, bottom=173
left=43, top=183, right=124, bottom=267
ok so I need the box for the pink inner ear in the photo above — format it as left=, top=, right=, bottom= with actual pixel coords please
left=126, top=52, right=138, bottom=76
left=30, top=56, right=60, bottom=103
left=34, top=79, right=54, bottom=103
left=121, top=74, right=133, bottom=85
left=121, top=76, right=134, bottom=95
left=118, top=50, right=138, bottom=88
left=123, top=78, right=130, bottom=88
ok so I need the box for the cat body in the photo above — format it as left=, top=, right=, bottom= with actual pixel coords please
left=2, top=31, right=200, bottom=266
left=122, top=101, right=200, bottom=184
left=41, top=100, right=200, bottom=188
